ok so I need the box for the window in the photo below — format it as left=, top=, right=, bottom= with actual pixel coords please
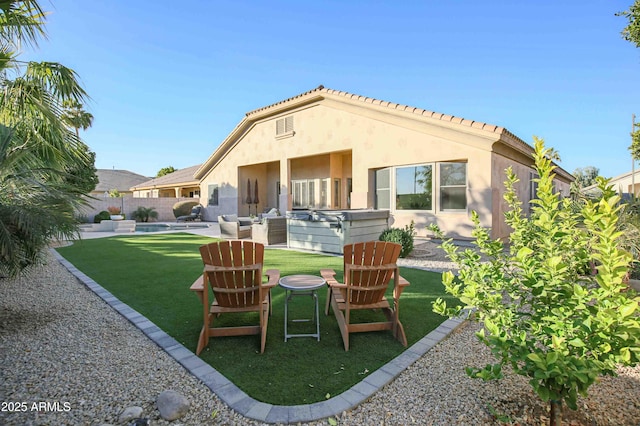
left=320, top=178, right=328, bottom=208
left=375, top=168, right=390, bottom=209
left=395, top=165, right=433, bottom=210
left=439, top=163, right=466, bottom=211
left=529, top=171, right=539, bottom=213
left=276, top=116, right=294, bottom=138
left=529, top=172, right=539, bottom=201
left=207, top=184, right=219, bottom=206
left=292, top=179, right=317, bottom=209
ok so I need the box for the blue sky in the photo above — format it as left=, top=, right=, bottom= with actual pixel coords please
left=29, top=0, right=640, bottom=179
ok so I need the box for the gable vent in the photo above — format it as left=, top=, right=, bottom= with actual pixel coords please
left=275, top=116, right=294, bottom=138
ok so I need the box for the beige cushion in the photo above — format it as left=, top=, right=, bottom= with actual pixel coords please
left=222, top=214, right=238, bottom=223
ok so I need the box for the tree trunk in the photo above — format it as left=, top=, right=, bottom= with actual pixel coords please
left=549, top=400, right=563, bottom=426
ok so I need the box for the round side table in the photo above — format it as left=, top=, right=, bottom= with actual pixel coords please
left=278, top=274, right=326, bottom=341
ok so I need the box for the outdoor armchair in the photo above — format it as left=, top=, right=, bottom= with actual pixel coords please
left=321, top=241, right=409, bottom=351
left=218, top=214, right=252, bottom=239
left=251, top=216, right=286, bottom=245
left=193, top=240, right=279, bottom=354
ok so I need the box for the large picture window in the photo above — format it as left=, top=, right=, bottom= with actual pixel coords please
left=439, top=163, right=467, bottom=211
left=395, top=165, right=433, bottom=210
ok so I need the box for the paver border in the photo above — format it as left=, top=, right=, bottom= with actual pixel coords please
left=52, top=249, right=465, bottom=424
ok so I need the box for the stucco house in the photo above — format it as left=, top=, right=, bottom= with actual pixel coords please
left=584, top=169, right=640, bottom=200
left=131, top=164, right=201, bottom=198
left=194, top=86, right=573, bottom=239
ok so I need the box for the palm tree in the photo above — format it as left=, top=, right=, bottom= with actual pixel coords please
left=0, top=1, right=92, bottom=277
left=61, top=100, right=94, bottom=137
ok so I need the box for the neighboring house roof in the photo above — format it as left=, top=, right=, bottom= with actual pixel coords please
left=194, top=85, right=573, bottom=182
left=605, top=169, right=640, bottom=183
left=583, top=169, right=640, bottom=194
left=130, top=164, right=201, bottom=191
left=95, top=169, right=150, bottom=193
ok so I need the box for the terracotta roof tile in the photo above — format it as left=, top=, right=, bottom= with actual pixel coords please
left=247, top=86, right=517, bottom=142
left=197, top=86, right=573, bottom=183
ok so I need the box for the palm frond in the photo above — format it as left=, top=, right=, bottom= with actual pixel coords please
left=25, top=61, right=88, bottom=102
left=0, top=0, right=47, bottom=49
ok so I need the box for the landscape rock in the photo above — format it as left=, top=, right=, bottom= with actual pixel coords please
left=156, top=389, right=190, bottom=421
left=118, top=406, right=143, bottom=423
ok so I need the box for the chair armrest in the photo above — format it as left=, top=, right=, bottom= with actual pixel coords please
left=190, top=275, right=205, bottom=304
left=394, top=274, right=410, bottom=299
left=264, top=269, right=280, bottom=288
left=398, top=275, right=410, bottom=287
left=321, top=269, right=345, bottom=287
left=219, top=221, right=238, bottom=238
left=190, top=275, right=204, bottom=292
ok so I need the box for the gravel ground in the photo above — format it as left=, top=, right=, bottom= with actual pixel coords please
left=0, top=241, right=639, bottom=425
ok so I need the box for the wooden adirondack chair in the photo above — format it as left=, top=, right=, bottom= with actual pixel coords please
left=195, top=240, right=279, bottom=355
left=321, top=241, right=410, bottom=351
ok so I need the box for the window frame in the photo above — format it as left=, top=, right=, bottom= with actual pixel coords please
left=208, top=184, right=219, bottom=206
left=438, top=162, right=468, bottom=212
left=394, top=164, right=434, bottom=212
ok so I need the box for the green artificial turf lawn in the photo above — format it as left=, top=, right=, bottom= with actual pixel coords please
left=56, top=233, right=456, bottom=405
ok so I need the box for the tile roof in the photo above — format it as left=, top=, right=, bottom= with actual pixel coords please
left=95, top=169, right=150, bottom=192
left=131, top=164, right=201, bottom=190
left=244, top=85, right=534, bottom=157
left=196, top=86, right=573, bottom=182
left=247, top=85, right=507, bottom=134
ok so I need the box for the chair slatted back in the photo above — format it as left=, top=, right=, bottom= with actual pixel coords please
left=344, top=241, right=401, bottom=305
left=199, top=241, right=265, bottom=308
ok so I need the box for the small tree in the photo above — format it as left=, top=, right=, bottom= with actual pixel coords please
left=629, top=122, right=640, bottom=162
left=571, top=166, right=599, bottom=189
left=617, top=0, right=640, bottom=49
left=131, top=206, right=158, bottom=222
left=430, top=138, right=640, bottom=426
left=156, top=166, right=176, bottom=177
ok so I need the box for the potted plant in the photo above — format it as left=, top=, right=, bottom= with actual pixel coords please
left=107, top=206, right=123, bottom=221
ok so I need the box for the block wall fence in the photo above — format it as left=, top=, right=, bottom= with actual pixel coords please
left=78, top=197, right=201, bottom=222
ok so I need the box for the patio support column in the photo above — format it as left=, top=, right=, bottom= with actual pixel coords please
left=280, top=159, right=291, bottom=212
left=350, top=167, right=369, bottom=209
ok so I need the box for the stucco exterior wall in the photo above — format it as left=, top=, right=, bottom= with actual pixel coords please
left=199, top=103, right=498, bottom=237
left=490, top=151, right=572, bottom=240
left=196, top=89, right=573, bottom=239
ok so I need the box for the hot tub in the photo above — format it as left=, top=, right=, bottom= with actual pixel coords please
left=286, top=209, right=390, bottom=254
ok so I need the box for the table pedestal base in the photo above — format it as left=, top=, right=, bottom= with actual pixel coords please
left=284, top=288, right=320, bottom=341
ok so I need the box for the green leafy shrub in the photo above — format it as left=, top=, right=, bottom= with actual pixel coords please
left=93, top=211, right=111, bottom=223
left=132, top=206, right=158, bottom=222
left=379, top=221, right=415, bottom=258
left=430, top=138, right=640, bottom=426
left=172, top=200, right=199, bottom=219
